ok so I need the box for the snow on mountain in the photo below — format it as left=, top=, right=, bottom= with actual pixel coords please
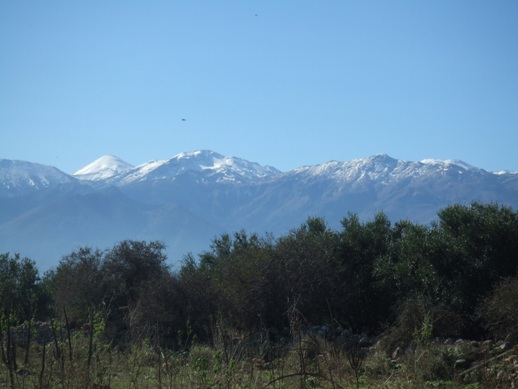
left=0, top=159, right=76, bottom=197
left=173, top=150, right=281, bottom=182
left=292, top=154, right=402, bottom=183
left=109, top=150, right=281, bottom=185
left=420, top=158, right=478, bottom=172
left=73, top=155, right=134, bottom=181
left=114, top=159, right=168, bottom=184
left=72, top=151, right=501, bottom=190
left=287, top=154, right=489, bottom=190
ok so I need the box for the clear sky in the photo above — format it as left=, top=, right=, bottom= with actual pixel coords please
left=1, top=1, right=518, bottom=173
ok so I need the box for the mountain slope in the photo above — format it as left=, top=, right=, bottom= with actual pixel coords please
left=0, top=159, right=77, bottom=197
left=238, top=154, right=510, bottom=227
left=108, top=150, right=281, bottom=185
left=0, top=187, right=219, bottom=270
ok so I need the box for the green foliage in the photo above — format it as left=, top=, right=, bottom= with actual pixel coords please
left=102, top=240, right=169, bottom=302
left=435, top=202, right=518, bottom=314
left=47, top=240, right=174, bottom=345
left=269, top=217, right=340, bottom=328
left=0, top=253, right=50, bottom=323
left=204, top=230, right=274, bottom=331
left=336, top=212, right=393, bottom=332
left=374, top=202, right=518, bottom=337
left=49, top=246, right=104, bottom=322
left=375, top=220, right=442, bottom=306
left=413, top=312, right=433, bottom=346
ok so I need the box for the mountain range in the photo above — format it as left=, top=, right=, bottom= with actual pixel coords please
left=1, top=150, right=517, bottom=270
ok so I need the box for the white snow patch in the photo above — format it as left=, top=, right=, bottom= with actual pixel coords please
left=420, top=158, right=475, bottom=171
left=73, top=155, right=134, bottom=181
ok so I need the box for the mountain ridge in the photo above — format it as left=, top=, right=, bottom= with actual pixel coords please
left=0, top=159, right=78, bottom=197
left=1, top=151, right=517, bottom=270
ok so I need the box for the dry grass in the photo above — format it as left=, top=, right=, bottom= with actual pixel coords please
left=1, top=327, right=516, bottom=388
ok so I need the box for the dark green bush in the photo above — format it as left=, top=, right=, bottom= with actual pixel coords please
left=478, top=277, right=518, bottom=343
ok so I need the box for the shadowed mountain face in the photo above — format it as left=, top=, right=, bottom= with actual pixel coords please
left=1, top=151, right=517, bottom=270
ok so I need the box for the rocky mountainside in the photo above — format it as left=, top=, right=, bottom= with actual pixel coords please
left=1, top=151, right=517, bottom=270
left=0, top=159, right=78, bottom=197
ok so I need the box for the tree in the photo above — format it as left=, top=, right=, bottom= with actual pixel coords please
left=253, top=217, right=341, bottom=331
left=0, top=253, right=50, bottom=323
left=101, top=240, right=170, bottom=342
left=49, top=247, right=104, bottom=322
left=193, top=231, right=275, bottom=332
left=374, top=220, right=442, bottom=306
left=434, top=202, right=518, bottom=315
left=48, top=241, right=172, bottom=343
left=336, top=212, right=393, bottom=333
left=177, top=253, right=216, bottom=342
left=102, top=240, right=169, bottom=303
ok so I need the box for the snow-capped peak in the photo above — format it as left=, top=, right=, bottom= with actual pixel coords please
left=73, top=155, right=134, bottom=181
left=172, top=150, right=225, bottom=169
left=287, top=154, right=495, bottom=191
left=108, top=150, right=281, bottom=185
left=0, top=159, right=75, bottom=196
left=156, top=150, right=281, bottom=183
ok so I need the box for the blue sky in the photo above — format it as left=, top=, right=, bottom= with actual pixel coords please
left=1, top=1, right=517, bottom=173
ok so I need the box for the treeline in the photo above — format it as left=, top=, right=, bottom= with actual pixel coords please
left=2, top=202, right=518, bottom=350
